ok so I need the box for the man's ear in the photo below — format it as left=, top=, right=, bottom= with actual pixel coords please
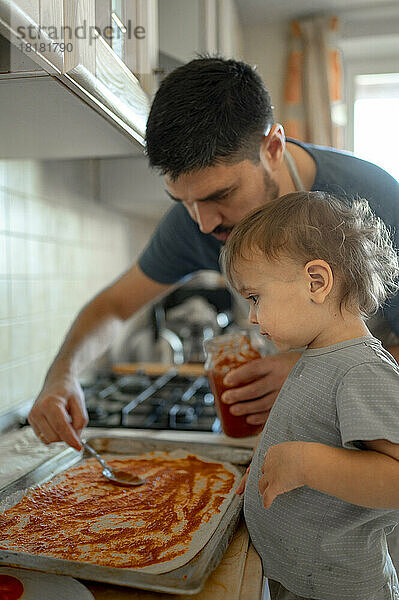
left=305, top=260, right=333, bottom=304
left=260, top=124, right=286, bottom=173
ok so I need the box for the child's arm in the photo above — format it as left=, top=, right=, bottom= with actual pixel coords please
left=259, top=439, right=399, bottom=509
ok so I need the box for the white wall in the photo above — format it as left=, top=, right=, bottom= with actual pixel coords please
left=159, top=0, right=244, bottom=63
left=241, top=21, right=289, bottom=123
left=159, top=0, right=202, bottom=62
left=0, top=159, right=157, bottom=416
left=99, top=155, right=172, bottom=220
left=219, top=0, right=244, bottom=58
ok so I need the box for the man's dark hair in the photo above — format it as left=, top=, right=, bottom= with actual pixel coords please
left=145, top=56, right=274, bottom=180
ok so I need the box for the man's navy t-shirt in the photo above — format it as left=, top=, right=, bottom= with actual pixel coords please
left=138, top=140, right=399, bottom=335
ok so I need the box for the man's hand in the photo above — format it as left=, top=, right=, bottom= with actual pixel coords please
left=258, top=442, right=306, bottom=508
left=221, top=352, right=301, bottom=425
left=28, top=375, right=88, bottom=451
left=27, top=264, right=171, bottom=452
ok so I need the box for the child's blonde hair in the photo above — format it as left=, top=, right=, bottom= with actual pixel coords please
left=221, top=191, right=399, bottom=317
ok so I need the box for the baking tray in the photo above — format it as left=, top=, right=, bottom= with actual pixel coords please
left=0, top=435, right=252, bottom=595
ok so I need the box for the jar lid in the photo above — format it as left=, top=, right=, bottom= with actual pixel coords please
left=204, top=331, right=251, bottom=353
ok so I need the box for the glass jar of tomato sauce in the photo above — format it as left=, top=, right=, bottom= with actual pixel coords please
left=204, top=332, right=263, bottom=438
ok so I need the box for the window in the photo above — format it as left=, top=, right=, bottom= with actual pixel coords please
left=353, top=73, right=399, bottom=181
left=342, top=27, right=399, bottom=182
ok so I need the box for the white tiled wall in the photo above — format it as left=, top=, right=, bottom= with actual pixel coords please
left=0, top=159, right=157, bottom=416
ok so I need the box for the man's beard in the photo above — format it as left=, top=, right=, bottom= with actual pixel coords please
left=262, top=169, right=280, bottom=206
left=212, top=170, right=280, bottom=239
left=212, top=225, right=233, bottom=236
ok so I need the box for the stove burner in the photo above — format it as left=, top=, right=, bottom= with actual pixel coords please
left=169, top=404, right=197, bottom=428
left=118, top=374, right=151, bottom=394
left=87, top=404, right=108, bottom=423
left=82, top=369, right=220, bottom=433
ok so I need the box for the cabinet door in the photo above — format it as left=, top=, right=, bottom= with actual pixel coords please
left=132, top=0, right=159, bottom=97
left=12, top=0, right=39, bottom=23
left=6, top=0, right=64, bottom=72
left=92, top=0, right=159, bottom=97
left=60, top=0, right=150, bottom=140
left=39, top=0, right=64, bottom=70
left=63, top=0, right=96, bottom=74
left=0, top=0, right=149, bottom=144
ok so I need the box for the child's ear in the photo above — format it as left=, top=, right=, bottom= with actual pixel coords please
left=304, top=260, right=333, bottom=304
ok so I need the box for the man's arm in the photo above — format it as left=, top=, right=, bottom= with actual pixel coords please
left=259, top=438, right=399, bottom=510
left=28, top=264, right=172, bottom=450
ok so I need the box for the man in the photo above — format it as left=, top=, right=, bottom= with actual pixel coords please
left=29, top=56, right=399, bottom=451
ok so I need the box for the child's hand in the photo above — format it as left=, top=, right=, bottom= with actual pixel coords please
left=259, top=442, right=306, bottom=508
left=236, top=465, right=251, bottom=495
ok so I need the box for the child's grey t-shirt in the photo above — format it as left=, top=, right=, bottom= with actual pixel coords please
left=244, top=336, right=399, bottom=600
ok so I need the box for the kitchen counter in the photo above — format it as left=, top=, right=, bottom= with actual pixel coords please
left=1, top=426, right=263, bottom=599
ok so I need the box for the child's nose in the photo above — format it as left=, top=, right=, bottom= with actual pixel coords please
left=193, top=202, right=222, bottom=234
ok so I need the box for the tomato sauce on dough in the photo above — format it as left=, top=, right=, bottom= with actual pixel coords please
left=0, top=454, right=235, bottom=569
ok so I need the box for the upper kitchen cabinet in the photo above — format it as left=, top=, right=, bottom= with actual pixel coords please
left=158, top=0, right=242, bottom=69
left=0, top=0, right=157, bottom=158
left=94, top=0, right=159, bottom=98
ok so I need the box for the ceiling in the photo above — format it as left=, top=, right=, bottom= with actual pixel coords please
left=235, top=0, right=395, bottom=25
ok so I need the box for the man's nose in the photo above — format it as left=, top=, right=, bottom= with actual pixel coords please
left=249, top=305, right=258, bottom=324
left=193, top=202, right=222, bottom=234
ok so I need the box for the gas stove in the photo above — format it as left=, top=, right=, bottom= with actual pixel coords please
left=82, top=369, right=221, bottom=433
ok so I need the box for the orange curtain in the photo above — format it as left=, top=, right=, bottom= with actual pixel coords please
left=282, top=16, right=346, bottom=149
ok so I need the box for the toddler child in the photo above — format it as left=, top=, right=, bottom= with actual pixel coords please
left=221, top=191, right=399, bottom=600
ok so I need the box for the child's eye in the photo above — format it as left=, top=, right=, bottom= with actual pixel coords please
left=247, top=295, right=259, bottom=305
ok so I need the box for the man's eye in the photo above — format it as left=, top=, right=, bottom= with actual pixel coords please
left=247, top=295, right=259, bottom=305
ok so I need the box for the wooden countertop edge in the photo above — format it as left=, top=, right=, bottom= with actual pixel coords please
left=238, top=543, right=263, bottom=600
left=112, top=363, right=205, bottom=377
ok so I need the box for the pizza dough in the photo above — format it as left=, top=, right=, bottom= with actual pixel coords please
left=0, top=451, right=241, bottom=574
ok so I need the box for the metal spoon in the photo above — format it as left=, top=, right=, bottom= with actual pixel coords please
left=82, top=441, right=147, bottom=487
